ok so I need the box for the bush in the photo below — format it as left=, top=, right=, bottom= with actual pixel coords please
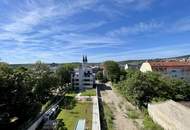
left=143, top=115, right=163, bottom=130
left=127, top=110, right=139, bottom=119
left=114, top=70, right=190, bottom=108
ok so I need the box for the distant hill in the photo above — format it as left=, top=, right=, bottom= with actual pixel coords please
left=166, top=55, right=190, bottom=59
left=7, top=54, right=190, bottom=67
left=117, top=54, right=190, bottom=66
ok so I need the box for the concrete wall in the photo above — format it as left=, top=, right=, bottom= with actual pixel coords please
left=92, top=87, right=101, bottom=130
left=148, top=100, right=190, bottom=130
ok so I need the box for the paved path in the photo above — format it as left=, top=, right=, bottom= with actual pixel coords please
left=100, top=83, right=139, bottom=130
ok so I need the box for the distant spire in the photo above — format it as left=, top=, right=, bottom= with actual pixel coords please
left=86, top=55, right=88, bottom=63
left=82, top=55, right=84, bottom=63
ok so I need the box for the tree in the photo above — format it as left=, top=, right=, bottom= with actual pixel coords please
left=103, top=61, right=120, bottom=82
left=0, top=64, right=41, bottom=129
left=96, top=71, right=103, bottom=80
left=30, top=61, right=56, bottom=103
left=96, top=71, right=107, bottom=83
left=115, top=70, right=190, bottom=108
left=0, top=62, right=12, bottom=74
left=119, top=69, right=127, bottom=81
left=56, top=64, right=75, bottom=91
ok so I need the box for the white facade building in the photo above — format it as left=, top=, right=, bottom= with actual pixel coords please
left=71, top=56, right=95, bottom=90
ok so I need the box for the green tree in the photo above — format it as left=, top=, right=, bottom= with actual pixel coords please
left=0, top=62, right=12, bottom=74
left=30, top=61, right=56, bottom=103
left=115, top=70, right=190, bottom=108
left=96, top=71, right=103, bottom=80
left=119, top=69, right=127, bottom=81
left=0, top=64, right=41, bottom=129
left=103, top=61, right=120, bottom=82
left=96, top=71, right=107, bottom=83
left=56, top=64, right=76, bottom=92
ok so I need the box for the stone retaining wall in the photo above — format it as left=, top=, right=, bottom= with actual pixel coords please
left=148, top=100, right=190, bottom=130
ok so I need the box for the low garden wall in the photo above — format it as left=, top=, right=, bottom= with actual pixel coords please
left=92, top=87, right=101, bottom=130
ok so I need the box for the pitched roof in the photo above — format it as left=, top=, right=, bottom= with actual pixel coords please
left=149, top=61, right=190, bottom=67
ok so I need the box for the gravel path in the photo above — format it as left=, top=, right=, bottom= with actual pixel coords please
left=100, top=83, right=139, bottom=130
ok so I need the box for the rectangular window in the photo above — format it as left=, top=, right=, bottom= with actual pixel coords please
left=171, top=70, right=177, bottom=72
left=83, top=83, right=91, bottom=85
left=83, top=79, right=90, bottom=81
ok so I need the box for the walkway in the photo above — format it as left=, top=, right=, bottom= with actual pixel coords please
left=100, top=83, right=139, bottom=130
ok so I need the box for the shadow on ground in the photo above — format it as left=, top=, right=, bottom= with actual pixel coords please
left=97, top=83, right=112, bottom=91
left=96, top=83, right=110, bottom=130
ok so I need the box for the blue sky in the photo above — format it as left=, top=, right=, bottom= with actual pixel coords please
left=0, top=0, right=190, bottom=63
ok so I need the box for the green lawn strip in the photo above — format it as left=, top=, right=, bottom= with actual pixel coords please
left=80, top=89, right=96, bottom=96
left=103, top=102, right=114, bottom=130
left=143, top=114, right=164, bottom=130
left=127, top=109, right=139, bottom=119
left=65, top=92, right=77, bottom=97
left=57, top=102, right=92, bottom=130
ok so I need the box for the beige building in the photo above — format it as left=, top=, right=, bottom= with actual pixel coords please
left=140, top=61, right=190, bottom=81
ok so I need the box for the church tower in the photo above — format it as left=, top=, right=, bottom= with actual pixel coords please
left=82, top=55, right=88, bottom=68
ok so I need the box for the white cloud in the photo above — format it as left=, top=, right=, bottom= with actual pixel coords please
left=108, top=21, right=163, bottom=37
left=114, top=0, right=155, bottom=10
left=168, top=17, right=190, bottom=33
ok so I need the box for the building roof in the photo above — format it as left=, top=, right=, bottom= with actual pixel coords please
left=149, top=61, right=190, bottom=67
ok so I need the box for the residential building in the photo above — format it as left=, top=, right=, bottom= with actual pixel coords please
left=120, top=63, right=141, bottom=70
left=140, top=61, right=190, bottom=81
left=71, top=56, right=95, bottom=90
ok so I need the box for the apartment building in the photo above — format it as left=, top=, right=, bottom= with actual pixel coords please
left=71, top=56, right=95, bottom=90
left=140, top=61, right=190, bottom=81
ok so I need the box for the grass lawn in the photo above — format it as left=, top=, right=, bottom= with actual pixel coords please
left=65, top=92, right=77, bottom=97
left=80, top=89, right=96, bottom=96
left=143, top=115, right=164, bottom=130
left=103, top=102, right=114, bottom=130
left=57, top=102, right=92, bottom=130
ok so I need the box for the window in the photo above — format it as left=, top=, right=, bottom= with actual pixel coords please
left=83, top=83, right=91, bottom=85
left=171, top=70, right=177, bottom=72
left=83, top=79, right=90, bottom=81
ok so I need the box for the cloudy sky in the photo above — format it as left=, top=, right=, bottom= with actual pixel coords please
left=0, top=0, right=190, bottom=63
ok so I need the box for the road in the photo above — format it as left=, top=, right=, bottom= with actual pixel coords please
left=100, top=82, right=139, bottom=130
